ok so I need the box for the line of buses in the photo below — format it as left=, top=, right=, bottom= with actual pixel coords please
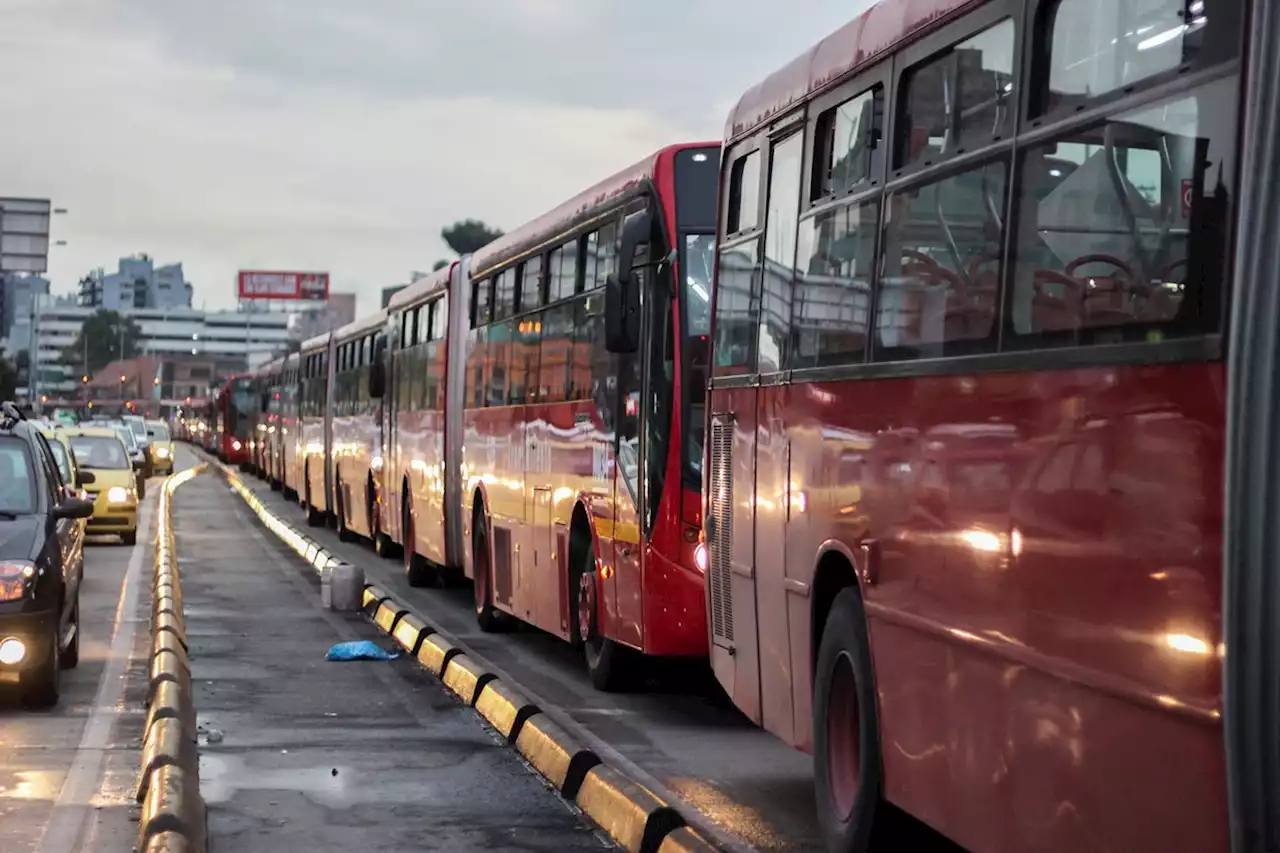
left=184, top=0, right=1280, bottom=850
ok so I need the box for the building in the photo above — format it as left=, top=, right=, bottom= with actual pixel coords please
left=290, top=291, right=356, bottom=341
left=82, top=355, right=227, bottom=411
left=0, top=272, right=49, bottom=349
left=380, top=285, right=406, bottom=309
left=77, top=254, right=193, bottom=311
left=12, top=301, right=292, bottom=399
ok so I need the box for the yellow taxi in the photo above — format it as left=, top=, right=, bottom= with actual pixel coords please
left=37, top=425, right=92, bottom=503
left=64, top=428, right=139, bottom=545
left=145, top=420, right=175, bottom=476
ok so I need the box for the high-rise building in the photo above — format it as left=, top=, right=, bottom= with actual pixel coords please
left=78, top=254, right=193, bottom=311
left=0, top=272, right=49, bottom=350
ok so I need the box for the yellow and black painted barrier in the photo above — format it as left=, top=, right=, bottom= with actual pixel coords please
left=137, top=464, right=208, bottom=853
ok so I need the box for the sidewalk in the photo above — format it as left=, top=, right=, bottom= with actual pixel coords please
left=170, top=468, right=606, bottom=852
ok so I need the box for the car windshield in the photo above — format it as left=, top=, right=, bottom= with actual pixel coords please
left=127, top=419, right=148, bottom=440
left=147, top=423, right=171, bottom=440
left=72, top=435, right=130, bottom=470
left=47, top=440, right=72, bottom=483
left=0, top=438, right=37, bottom=514
left=114, top=427, right=139, bottom=452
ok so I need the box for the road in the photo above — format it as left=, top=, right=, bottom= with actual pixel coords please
left=229, top=464, right=964, bottom=853
left=171, top=453, right=607, bottom=852
left=0, top=481, right=158, bottom=853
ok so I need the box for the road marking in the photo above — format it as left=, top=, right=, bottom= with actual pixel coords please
left=36, top=493, right=155, bottom=853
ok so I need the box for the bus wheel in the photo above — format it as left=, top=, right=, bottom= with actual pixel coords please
left=472, top=518, right=502, bottom=632
left=814, top=588, right=882, bottom=853
left=576, top=549, right=624, bottom=692
left=336, top=479, right=356, bottom=543
left=403, top=505, right=439, bottom=587
left=304, top=482, right=324, bottom=528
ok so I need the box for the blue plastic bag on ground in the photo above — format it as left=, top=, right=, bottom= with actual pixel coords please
left=325, top=640, right=400, bottom=662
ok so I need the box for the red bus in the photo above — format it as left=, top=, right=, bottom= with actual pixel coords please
left=211, top=373, right=255, bottom=466
left=383, top=142, right=720, bottom=688
left=703, top=1, right=1254, bottom=851
left=328, top=311, right=388, bottom=544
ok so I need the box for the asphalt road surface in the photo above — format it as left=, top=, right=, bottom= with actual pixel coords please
left=171, top=455, right=608, bottom=852
left=228, top=462, right=965, bottom=853
left=0, top=481, right=158, bottom=853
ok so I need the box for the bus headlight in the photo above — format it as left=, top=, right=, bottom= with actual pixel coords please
left=231, top=439, right=243, bottom=451
left=107, top=486, right=131, bottom=504
left=694, top=542, right=708, bottom=573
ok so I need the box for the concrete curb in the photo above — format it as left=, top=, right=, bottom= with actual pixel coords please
left=137, top=465, right=208, bottom=853
left=199, top=450, right=725, bottom=853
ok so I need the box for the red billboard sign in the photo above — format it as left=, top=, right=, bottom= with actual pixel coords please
left=237, top=270, right=330, bottom=301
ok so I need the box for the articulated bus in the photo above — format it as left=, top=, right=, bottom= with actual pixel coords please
left=248, top=358, right=281, bottom=480
left=211, top=374, right=255, bottom=466
left=380, top=143, right=721, bottom=688
left=702, top=1, right=1275, bottom=852
left=298, top=332, right=334, bottom=526
left=328, top=311, right=388, bottom=544
left=269, top=352, right=301, bottom=497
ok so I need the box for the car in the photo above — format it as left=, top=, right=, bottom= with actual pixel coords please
left=121, top=415, right=153, bottom=478
left=0, top=402, right=96, bottom=707
left=64, top=427, right=140, bottom=546
left=100, top=422, right=147, bottom=499
left=145, top=420, right=175, bottom=476
left=38, top=425, right=91, bottom=505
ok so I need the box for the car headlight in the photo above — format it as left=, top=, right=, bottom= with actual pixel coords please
left=156, top=447, right=171, bottom=458
left=107, top=486, right=132, bottom=504
left=0, top=561, right=36, bottom=602
left=0, top=637, right=26, bottom=664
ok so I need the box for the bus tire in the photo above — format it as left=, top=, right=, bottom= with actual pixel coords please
left=472, top=515, right=502, bottom=632
left=574, top=543, right=625, bottom=692
left=335, top=477, right=356, bottom=543
left=304, top=481, right=324, bottom=528
left=403, top=503, right=439, bottom=587
left=813, top=587, right=882, bottom=853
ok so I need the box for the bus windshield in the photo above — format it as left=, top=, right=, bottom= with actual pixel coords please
left=682, top=233, right=714, bottom=483
left=230, top=379, right=256, bottom=416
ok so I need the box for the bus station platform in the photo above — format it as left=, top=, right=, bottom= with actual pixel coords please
left=168, top=453, right=606, bottom=852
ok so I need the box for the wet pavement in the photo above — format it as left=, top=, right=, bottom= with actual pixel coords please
left=0, top=481, right=158, bottom=853
left=228, top=466, right=964, bottom=853
left=171, top=453, right=608, bottom=852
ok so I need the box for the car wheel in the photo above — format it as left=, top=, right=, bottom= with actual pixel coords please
left=23, top=620, right=61, bottom=709
left=122, top=530, right=138, bottom=546
left=62, top=596, right=80, bottom=670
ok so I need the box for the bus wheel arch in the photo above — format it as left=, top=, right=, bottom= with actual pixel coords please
left=569, top=501, right=626, bottom=691
left=811, top=547, right=882, bottom=853
left=471, top=493, right=502, bottom=631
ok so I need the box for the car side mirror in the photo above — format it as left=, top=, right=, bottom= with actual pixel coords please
left=76, top=471, right=96, bottom=486
left=53, top=497, right=95, bottom=521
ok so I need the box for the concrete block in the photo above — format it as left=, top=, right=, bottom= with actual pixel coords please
left=151, top=631, right=189, bottom=673
left=153, top=610, right=188, bottom=651
left=324, top=562, right=365, bottom=611
left=138, top=765, right=203, bottom=852
left=514, top=713, right=600, bottom=798
left=143, top=831, right=194, bottom=853
left=137, top=718, right=196, bottom=802
left=148, top=649, right=191, bottom=702
left=657, top=827, right=720, bottom=853
left=145, top=679, right=195, bottom=740
left=391, top=612, right=428, bottom=656
left=361, top=584, right=390, bottom=615
left=474, top=679, right=539, bottom=743
left=441, top=654, right=494, bottom=706
left=373, top=599, right=406, bottom=634
left=576, top=765, right=684, bottom=853
left=415, top=633, right=459, bottom=676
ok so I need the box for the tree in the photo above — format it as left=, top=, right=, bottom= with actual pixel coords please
left=0, top=354, right=15, bottom=401
left=441, top=219, right=503, bottom=256
left=432, top=259, right=450, bottom=271
left=61, top=309, right=144, bottom=376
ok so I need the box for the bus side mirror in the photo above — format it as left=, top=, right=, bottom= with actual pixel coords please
left=605, top=209, right=650, bottom=354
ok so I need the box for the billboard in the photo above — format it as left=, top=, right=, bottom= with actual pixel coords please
left=0, top=198, right=51, bottom=274
left=237, top=270, right=330, bottom=301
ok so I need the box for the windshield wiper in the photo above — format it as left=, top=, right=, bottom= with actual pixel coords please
left=0, top=511, right=22, bottom=520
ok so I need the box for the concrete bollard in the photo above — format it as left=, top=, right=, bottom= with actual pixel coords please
left=324, top=562, right=365, bottom=611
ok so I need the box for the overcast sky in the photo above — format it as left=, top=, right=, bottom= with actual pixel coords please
left=1, top=0, right=867, bottom=316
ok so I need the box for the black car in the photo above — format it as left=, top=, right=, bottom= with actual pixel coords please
left=0, top=403, right=95, bottom=707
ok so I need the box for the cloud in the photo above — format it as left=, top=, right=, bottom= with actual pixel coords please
left=1, top=0, right=868, bottom=316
